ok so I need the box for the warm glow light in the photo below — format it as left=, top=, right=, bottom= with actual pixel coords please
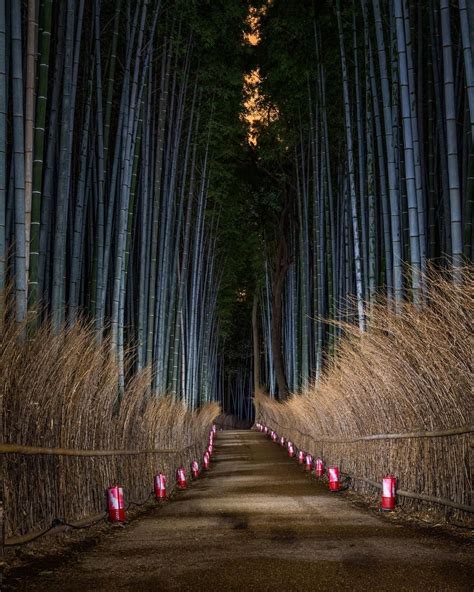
left=243, top=6, right=262, bottom=46
left=242, top=3, right=278, bottom=146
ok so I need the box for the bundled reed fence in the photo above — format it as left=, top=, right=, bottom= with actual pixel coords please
left=255, top=269, right=473, bottom=526
left=0, top=320, right=219, bottom=542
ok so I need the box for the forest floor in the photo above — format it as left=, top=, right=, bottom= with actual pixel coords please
left=4, top=430, right=473, bottom=591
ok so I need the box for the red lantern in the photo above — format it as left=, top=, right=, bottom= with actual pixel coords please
left=203, top=451, right=210, bottom=470
left=207, top=443, right=213, bottom=456
left=280, top=436, right=286, bottom=447
left=107, top=485, right=126, bottom=522
left=191, top=460, right=200, bottom=479
left=297, top=450, right=305, bottom=464
left=264, top=426, right=269, bottom=435
left=271, top=431, right=278, bottom=442
left=328, top=466, right=340, bottom=491
left=287, top=442, right=295, bottom=457
left=154, top=473, right=167, bottom=500
left=305, top=454, right=313, bottom=471
left=314, top=458, right=325, bottom=477
left=176, top=467, right=187, bottom=489
left=382, top=475, right=397, bottom=510
left=212, top=424, right=217, bottom=434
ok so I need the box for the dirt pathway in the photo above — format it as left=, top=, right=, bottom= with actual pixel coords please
left=6, top=430, right=473, bottom=591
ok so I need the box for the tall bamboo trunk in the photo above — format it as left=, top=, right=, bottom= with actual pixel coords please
left=11, top=0, right=27, bottom=323
left=271, top=204, right=290, bottom=399
left=440, top=0, right=464, bottom=274
left=24, top=0, right=37, bottom=282
left=336, top=0, right=365, bottom=330
left=0, top=0, right=6, bottom=316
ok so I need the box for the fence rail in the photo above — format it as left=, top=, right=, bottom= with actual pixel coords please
left=259, top=420, right=474, bottom=514
left=0, top=437, right=208, bottom=550
left=0, top=443, right=190, bottom=456
left=264, top=420, right=474, bottom=443
left=4, top=512, right=108, bottom=547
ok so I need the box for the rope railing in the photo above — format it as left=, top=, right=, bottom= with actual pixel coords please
left=4, top=513, right=110, bottom=547
left=263, top=418, right=474, bottom=443
left=258, top=420, right=474, bottom=514
left=1, top=437, right=209, bottom=548
left=0, top=443, right=194, bottom=456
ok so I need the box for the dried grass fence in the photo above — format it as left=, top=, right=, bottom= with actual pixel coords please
left=0, top=320, right=219, bottom=543
left=255, top=268, right=473, bottom=526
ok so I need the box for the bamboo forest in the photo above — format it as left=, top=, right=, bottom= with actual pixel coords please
left=1, top=1, right=473, bottom=589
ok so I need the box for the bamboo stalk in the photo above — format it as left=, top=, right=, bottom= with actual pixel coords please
left=24, top=0, right=37, bottom=281
left=11, top=0, right=27, bottom=324
left=0, top=0, right=6, bottom=313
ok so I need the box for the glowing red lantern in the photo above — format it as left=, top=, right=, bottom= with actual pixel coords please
left=305, top=454, right=313, bottom=471
left=191, top=460, right=200, bottom=479
left=328, top=466, right=340, bottom=491
left=154, top=473, right=167, bottom=500
left=314, top=458, right=325, bottom=477
left=107, top=485, right=126, bottom=522
left=382, top=475, right=397, bottom=510
left=176, top=467, right=187, bottom=489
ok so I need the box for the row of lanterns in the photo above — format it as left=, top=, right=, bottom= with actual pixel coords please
left=107, top=424, right=218, bottom=522
left=255, top=422, right=396, bottom=511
